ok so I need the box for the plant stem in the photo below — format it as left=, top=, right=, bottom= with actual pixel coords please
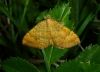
left=42, top=49, right=51, bottom=72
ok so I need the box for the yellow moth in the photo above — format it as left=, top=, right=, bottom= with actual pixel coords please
left=22, top=15, right=80, bottom=49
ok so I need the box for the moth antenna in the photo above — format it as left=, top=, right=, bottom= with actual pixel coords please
left=78, top=44, right=84, bottom=51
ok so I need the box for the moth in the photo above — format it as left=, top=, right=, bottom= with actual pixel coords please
left=22, top=15, right=80, bottom=49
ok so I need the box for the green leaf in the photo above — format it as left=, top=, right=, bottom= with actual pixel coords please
left=36, top=3, right=74, bottom=30
left=35, top=10, right=49, bottom=23
left=77, top=44, right=100, bottom=64
left=80, top=63, right=100, bottom=72
left=54, top=59, right=100, bottom=72
left=49, top=3, right=74, bottom=30
left=49, top=3, right=70, bottom=20
left=44, top=46, right=68, bottom=65
left=77, top=12, right=94, bottom=36
left=20, top=0, right=29, bottom=26
left=69, top=0, right=80, bottom=28
left=77, top=4, right=100, bottom=36
left=3, top=65, right=20, bottom=72
left=54, top=60, right=83, bottom=72
left=3, top=57, right=39, bottom=72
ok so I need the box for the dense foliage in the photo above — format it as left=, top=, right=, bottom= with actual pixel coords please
left=0, top=0, right=100, bottom=72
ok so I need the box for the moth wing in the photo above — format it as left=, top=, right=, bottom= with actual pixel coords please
left=22, top=20, right=50, bottom=49
left=49, top=21, right=80, bottom=48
